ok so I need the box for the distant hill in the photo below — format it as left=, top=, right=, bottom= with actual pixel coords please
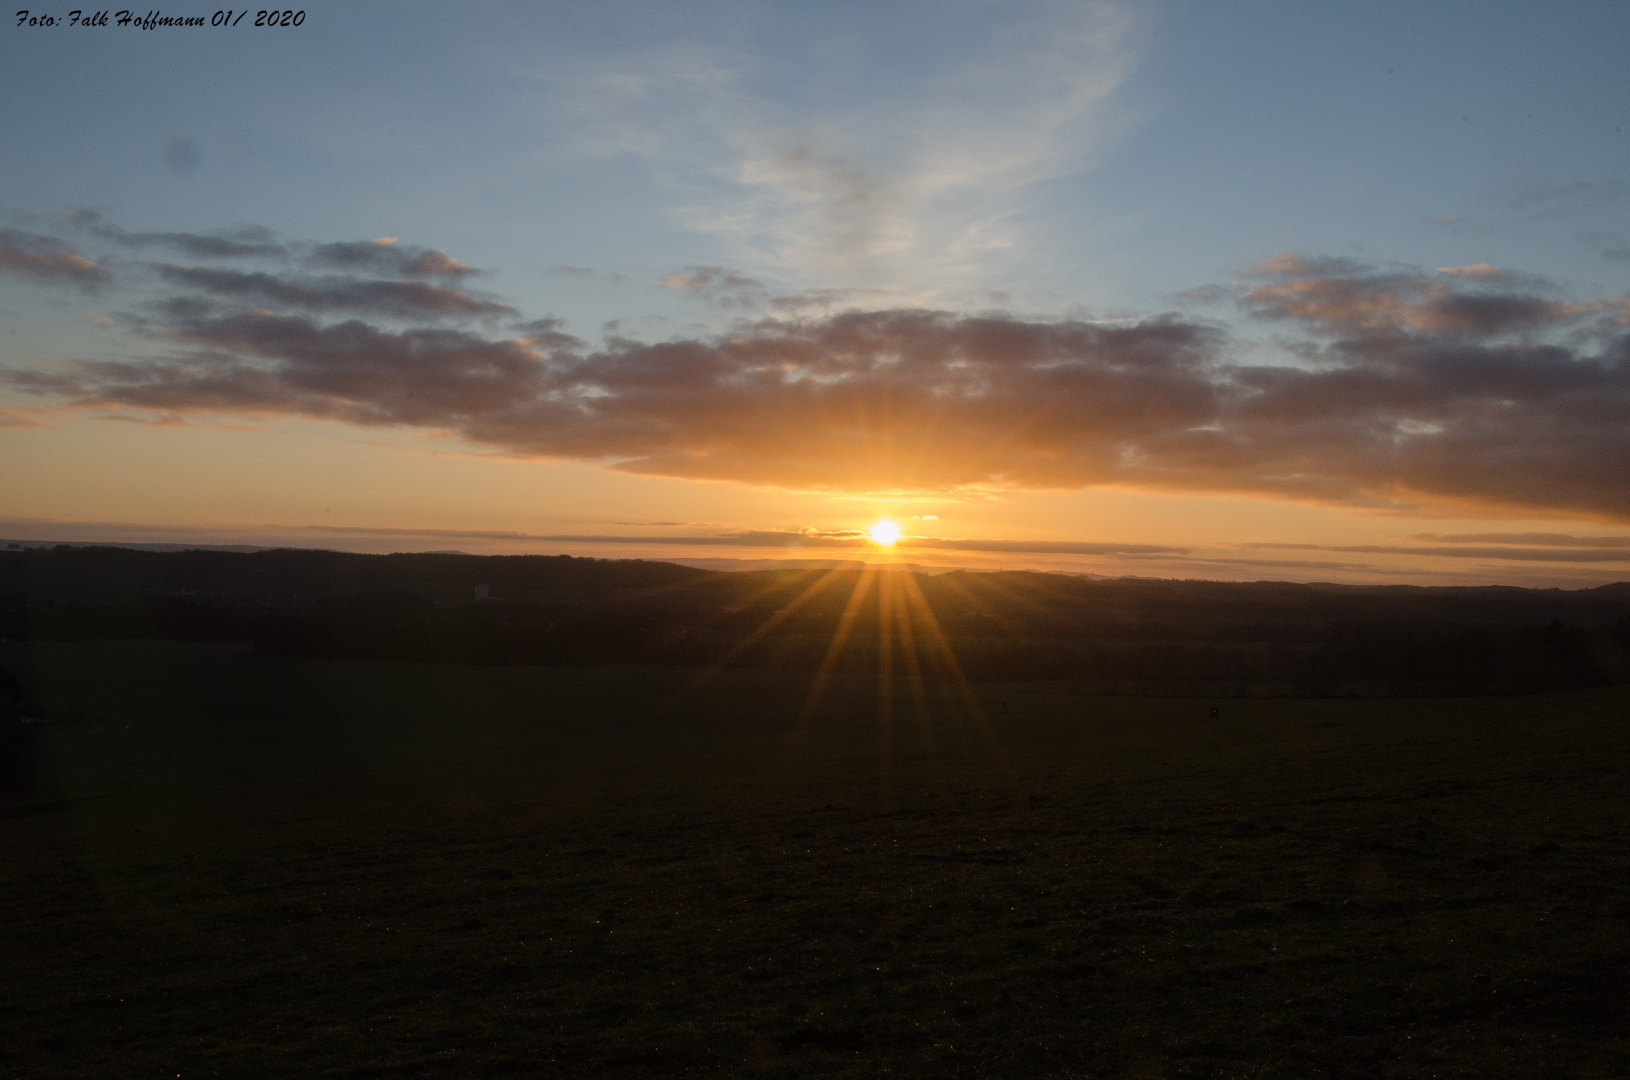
left=3, top=544, right=1624, bottom=614
left=667, top=557, right=932, bottom=573
left=2, top=546, right=1626, bottom=694
left=3, top=539, right=281, bottom=554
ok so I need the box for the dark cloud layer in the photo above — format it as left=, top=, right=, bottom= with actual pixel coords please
left=61, top=211, right=480, bottom=277
left=1411, top=532, right=1630, bottom=548
left=238, top=523, right=1189, bottom=559
left=0, top=229, right=108, bottom=288
left=1240, top=252, right=1600, bottom=336
left=6, top=226, right=1629, bottom=520
left=304, top=240, right=479, bottom=279
left=65, top=210, right=286, bottom=259
left=153, top=266, right=515, bottom=320
left=1243, top=542, right=1630, bottom=564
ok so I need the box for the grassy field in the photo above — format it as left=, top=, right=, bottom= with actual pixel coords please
left=2, top=639, right=1627, bottom=1078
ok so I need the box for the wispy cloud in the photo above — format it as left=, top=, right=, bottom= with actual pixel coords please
left=1434, top=264, right=1504, bottom=280
left=151, top=265, right=515, bottom=321
left=1409, top=532, right=1630, bottom=548
left=184, top=522, right=1190, bottom=559
left=62, top=211, right=482, bottom=278
left=1515, top=178, right=1626, bottom=218
left=303, top=238, right=480, bottom=279
left=560, top=2, right=1141, bottom=299
left=64, top=210, right=288, bottom=259
left=0, top=406, right=58, bottom=429
left=657, top=265, right=768, bottom=309
left=1241, top=542, right=1630, bottom=564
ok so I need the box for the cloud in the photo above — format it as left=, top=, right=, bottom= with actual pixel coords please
left=1435, top=264, right=1503, bottom=279
left=61, top=213, right=481, bottom=278
left=0, top=406, right=55, bottom=429
left=901, top=536, right=1184, bottom=557
left=1242, top=252, right=1370, bottom=279
left=1515, top=179, right=1625, bottom=216
left=1410, top=532, right=1630, bottom=548
left=1240, top=253, right=1603, bottom=337
left=65, top=210, right=288, bottom=259
left=0, top=229, right=109, bottom=288
left=8, top=234, right=1629, bottom=522
left=658, top=265, right=768, bottom=308
left=278, top=523, right=1187, bottom=558
left=1176, top=284, right=1233, bottom=305
left=565, top=3, right=1141, bottom=297
left=654, top=266, right=886, bottom=318
left=304, top=238, right=480, bottom=278
left=1174, top=556, right=1375, bottom=573
left=152, top=265, right=516, bottom=320
left=509, top=317, right=575, bottom=341
left=1240, top=542, right=1630, bottom=564
left=766, top=286, right=898, bottom=317
left=45, top=313, right=559, bottom=426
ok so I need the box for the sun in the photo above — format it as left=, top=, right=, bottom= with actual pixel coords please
left=868, top=519, right=902, bottom=547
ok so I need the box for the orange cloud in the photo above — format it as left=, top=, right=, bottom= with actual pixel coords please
left=0, top=229, right=109, bottom=288
left=0, top=406, right=56, bottom=429
left=1436, top=264, right=1503, bottom=279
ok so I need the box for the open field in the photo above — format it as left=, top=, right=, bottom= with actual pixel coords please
left=3, top=640, right=1628, bottom=1078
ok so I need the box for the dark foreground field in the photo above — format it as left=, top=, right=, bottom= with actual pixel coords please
left=2, top=641, right=1627, bottom=1078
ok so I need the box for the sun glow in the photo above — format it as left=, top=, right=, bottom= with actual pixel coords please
left=868, top=519, right=902, bottom=547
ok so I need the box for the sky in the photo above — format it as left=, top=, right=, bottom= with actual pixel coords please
left=2, top=0, right=1628, bottom=586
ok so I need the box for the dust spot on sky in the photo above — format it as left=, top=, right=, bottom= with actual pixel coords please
left=163, top=136, right=199, bottom=173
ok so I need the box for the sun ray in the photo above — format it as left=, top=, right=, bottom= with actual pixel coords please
left=637, top=566, right=850, bottom=728
left=897, top=571, right=1016, bottom=781
left=683, top=567, right=835, bottom=637
left=796, top=567, right=878, bottom=727
left=876, top=571, right=894, bottom=782
left=886, top=571, right=937, bottom=753
left=936, top=568, right=1051, bottom=643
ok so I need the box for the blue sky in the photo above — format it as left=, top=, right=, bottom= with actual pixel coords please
left=6, top=1, right=1625, bottom=318
left=2, top=1, right=1628, bottom=585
